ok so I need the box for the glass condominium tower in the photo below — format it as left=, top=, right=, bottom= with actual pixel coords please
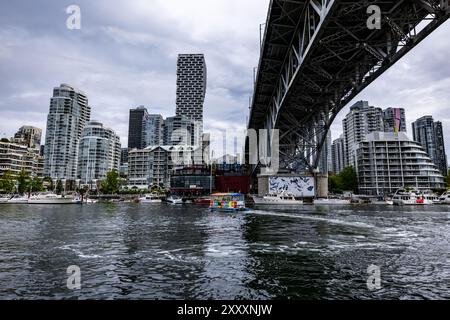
left=175, top=54, right=207, bottom=145
left=78, top=121, right=121, bottom=184
left=44, top=84, right=91, bottom=180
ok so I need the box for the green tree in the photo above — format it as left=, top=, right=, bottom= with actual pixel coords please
left=43, top=177, right=53, bottom=191
left=56, top=180, right=63, bottom=195
left=17, top=170, right=31, bottom=194
left=100, top=170, right=120, bottom=194
left=339, top=166, right=358, bottom=193
left=328, top=174, right=343, bottom=194
left=30, top=176, right=44, bottom=192
left=0, top=170, right=15, bottom=193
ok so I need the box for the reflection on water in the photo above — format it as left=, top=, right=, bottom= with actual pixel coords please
left=0, top=203, right=449, bottom=299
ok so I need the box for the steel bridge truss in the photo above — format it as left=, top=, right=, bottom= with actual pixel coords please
left=248, top=0, right=449, bottom=173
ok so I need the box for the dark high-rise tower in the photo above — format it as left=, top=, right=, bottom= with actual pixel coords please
left=175, top=54, right=207, bottom=145
left=412, top=116, right=448, bottom=175
left=128, top=106, right=149, bottom=150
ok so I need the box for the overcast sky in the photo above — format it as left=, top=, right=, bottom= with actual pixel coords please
left=1, top=0, right=449, bottom=157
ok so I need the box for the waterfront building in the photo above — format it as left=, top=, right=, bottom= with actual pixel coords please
left=144, top=114, right=163, bottom=146
left=128, top=106, right=149, bottom=150
left=331, top=135, right=345, bottom=174
left=176, top=54, right=207, bottom=124
left=412, top=116, right=448, bottom=175
left=120, top=148, right=129, bottom=165
left=170, top=165, right=214, bottom=196
left=13, top=126, right=42, bottom=150
left=0, top=140, right=43, bottom=178
left=128, top=145, right=203, bottom=189
left=44, top=84, right=91, bottom=180
left=342, top=101, right=384, bottom=169
left=77, top=121, right=121, bottom=184
left=163, top=115, right=199, bottom=146
left=383, top=108, right=406, bottom=133
left=356, top=132, right=445, bottom=195
left=318, top=128, right=332, bottom=174
left=176, top=54, right=207, bottom=145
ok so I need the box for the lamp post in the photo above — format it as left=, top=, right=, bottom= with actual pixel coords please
left=210, top=150, right=214, bottom=196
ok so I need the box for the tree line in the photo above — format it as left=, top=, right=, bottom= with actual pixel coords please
left=0, top=169, right=166, bottom=195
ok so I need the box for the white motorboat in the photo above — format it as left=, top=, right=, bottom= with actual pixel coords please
left=139, top=194, right=162, bottom=203
left=85, top=198, right=98, bottom=204
left=0, top=197, right=10, bottom=203
left=166, top=195, right=183, bottom=204
left=7, top=195, right=29, bottom=204
left=370, top=196, right=394, bottom=205
left=392, top=188, right=426, bottom=206
left=438, top=191, right=450, bottom=204
left=253, top=193, right=303, bottom=205
left=314, top=198, right=351, bottom=205
left=423, top=193, right=440, bottom=205
left=28, top=193, right=79, bottom=204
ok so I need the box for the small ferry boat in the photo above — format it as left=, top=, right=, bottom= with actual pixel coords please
left=252, top=192, right=303, bottom=205
left=166, top=195, right=183, bottom=205
left=139, top=194, right=162, bottom=203
left=28, top=193, right=79, bottom=204
left=209, top=193, right=248, bottom=212
left=438, top=190, right=450, bottom=204
left=392, top=188, right=426, bottom=206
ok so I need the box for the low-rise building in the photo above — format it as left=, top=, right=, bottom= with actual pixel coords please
left=357, top=132, right=445, bottom=195
left=128, top=145, right=203, bottom=189
left=0, top=141, right=43, bottom=177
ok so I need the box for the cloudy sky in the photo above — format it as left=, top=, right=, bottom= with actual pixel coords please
left=1, top=0, right=449, bottom=157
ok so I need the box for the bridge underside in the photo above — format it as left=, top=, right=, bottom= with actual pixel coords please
left=247, top=0, right=449, bottom=174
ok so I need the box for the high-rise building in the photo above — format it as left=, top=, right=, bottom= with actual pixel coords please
left=331, top=135, right=345, bottom=174
left=128, top=106, right=149, bottom=150
left=176, top=54, right=207, bottom=145
left=383, top=108, right=406, bottom=133
left=342, top=101, right=384, bottom=168
left=120, top=148, right=129, bottom=165
left=163, top=115, right=198, bottom=146
left=144, top=114, right=163, bottom=146
left=44, top=84, right=91, bottom=180
left=77, top=121, right=121, bottom=184
left=412, top=116, right=448, bottom=175
left=13, top=126, right=42, bottom=150
left=318, top=128, right=332, bottom=173
left=357, top=132, right=445, bottom=195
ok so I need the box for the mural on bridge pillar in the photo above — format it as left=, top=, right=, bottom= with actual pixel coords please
left=268, top=177, right=315, bottom=198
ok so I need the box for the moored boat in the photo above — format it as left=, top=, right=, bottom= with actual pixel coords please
left=252, top=192, right=303, bottom=205
left=209, top=193, right=248, bottom=212
left=166, top=195, right=183, bottom=204
left=139, top=194, right=162, bottom=203
left=28, top=193, right=79, bottom=204
left=7, top=195, right=29, bottom=204
left=438, top=190, right=450, bottom=204
left=313, top=198, right=351, bottom=205
left=392, top=188, right=426, bottom=206
left=0, top=196, right=10, bottom=203
left=194, top=197, right=211, bottom=205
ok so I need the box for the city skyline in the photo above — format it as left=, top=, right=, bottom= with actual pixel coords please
left=0, top=1, right=449, bottom=155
